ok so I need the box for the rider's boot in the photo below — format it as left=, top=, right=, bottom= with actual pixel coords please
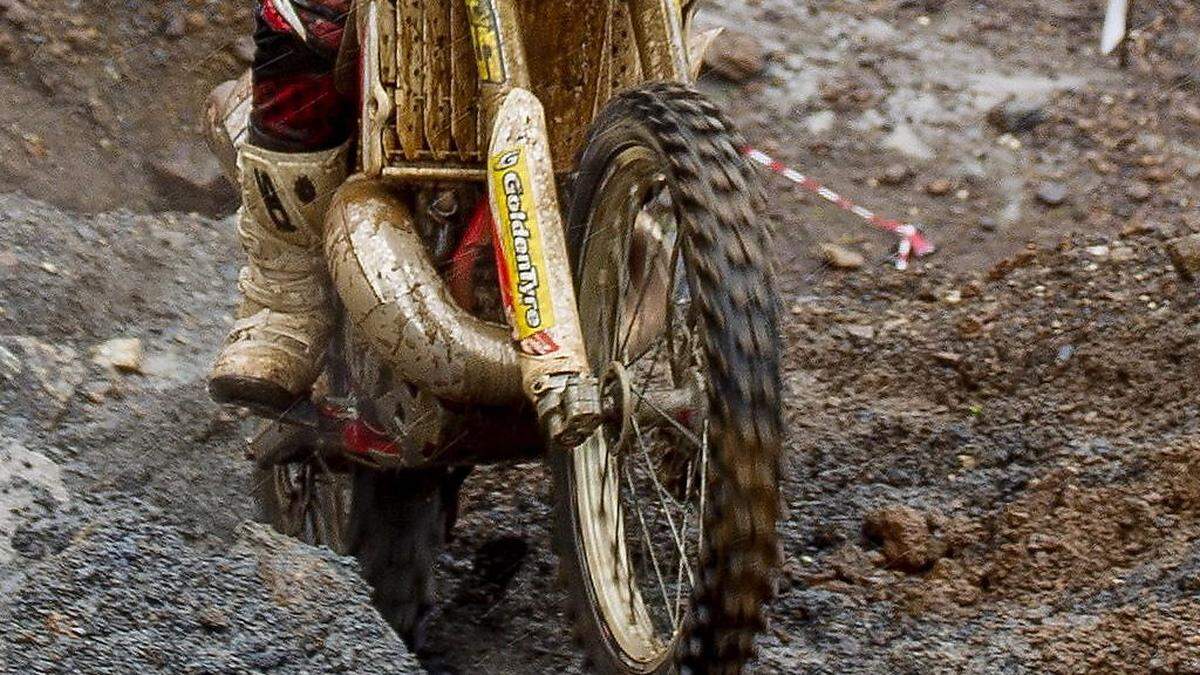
left=208, top=141, right=350, bottom=412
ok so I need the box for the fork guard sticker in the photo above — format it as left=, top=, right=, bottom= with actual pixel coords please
left=490, top=147, right=559, bottom=352
left=464, top=0, right=507, bottom=84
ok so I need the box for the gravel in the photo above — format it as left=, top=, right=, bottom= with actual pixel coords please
left=1, top=496, right=425, bottom=674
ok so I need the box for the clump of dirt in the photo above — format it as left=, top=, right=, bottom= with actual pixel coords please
left=863, top=505, right=946, bottom=573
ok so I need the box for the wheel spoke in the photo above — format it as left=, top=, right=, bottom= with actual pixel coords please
left=622, top=331, right=663, bottom=372
left=289, top=467, right=308, bottom=538
left=600, top=437, right=614, bottom=520
left=673, top=459, right=697, bottom=628
left=602, top=242, right=620, bottom=363
left=630, top=386, right=706, bottom=452
left=616, top=218, right=672, bottom=362
left=312, top=454, right=343, bottom=550
left=631, top=416, right=695, bottom=589
left=303, top=467, right=318, bottom=542
left=610, top=187, right=640, bottom=362
left=622, top=459, right=677, bottom=629
left=699, top=419, right=709, bottom=554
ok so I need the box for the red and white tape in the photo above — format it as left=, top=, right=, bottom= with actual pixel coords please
left=743, top=148, right=936, bottom=270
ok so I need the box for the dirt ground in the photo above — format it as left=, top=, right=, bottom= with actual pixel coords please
left=1, top=0, right=1199, bottom=673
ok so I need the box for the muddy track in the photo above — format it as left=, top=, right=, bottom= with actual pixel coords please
left=2, top=0, right=1199, bottom=673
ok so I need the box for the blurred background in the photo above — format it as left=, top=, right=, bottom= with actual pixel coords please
left=1, top=1, right=1198, bottom=673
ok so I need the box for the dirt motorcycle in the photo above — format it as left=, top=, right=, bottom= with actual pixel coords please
left=209, top=2, right=781, bottom=672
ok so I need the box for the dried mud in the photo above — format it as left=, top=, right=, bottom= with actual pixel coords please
left=1, top=0, right=1199, bottom=673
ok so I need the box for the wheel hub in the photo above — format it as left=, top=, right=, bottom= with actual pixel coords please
left=601, top=361, right=635, bottom=451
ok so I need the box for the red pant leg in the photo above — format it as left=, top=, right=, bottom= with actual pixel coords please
left=250, top=1, right=355, bottom=152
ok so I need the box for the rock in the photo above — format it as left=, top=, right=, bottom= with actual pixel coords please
left=1036, top=181, right=1069, bottom=207
left=185, top=11, right=208, bottom=31
left=1179, top=102, right=1200, bottom=126
left=880, top=163, right=912, bottom=186
left=1127, top=182, right=1153, bottom=203
left=806, top=110, right=837, bottom=135
left=231, top=35, right=256, bottom=64
left=145, top=141, right=237, bottom=215
left=0, top=30, right=18, bottom=64
left=997, top=133, right=1023, bottom=150
left=1086, top=245, right=1110, bottom=258
left=61, top=26, right=98, bottom=50
left=702, top=31, right=767, bottom=82
left=0, top=335, right=85, bottom=404
left=819, top=243, right=866, bottom=270
left=987, top=98, right=1047, bottom=133
left=882, top=124, right=935, bottom=160
left=148, top=142, right=224, bottom=191
left=933, top=351, right=962, bottom=365
left=925, top=179, right=953, bottom=196
left=80, top=379, right=121, bottom=404
left=1026, top=532, right=1061, bottom=553
left=1121, top=220, right=1157, bottom=237
left=195, top=607, right=230, bottom=631
left=0, top=502, right=425, bottom=673
left=863, top=505, right=945, bottom=573
left=844, top=324, right=876, bottom=340
left=1143, top=166, right=1171, bottom=184
left=91, top=338, right=144, bottom=374
left=0, top=0, right=36, bottom=29
left=1109, top=245, right=1135, bottom=262
left=1166, top=233, right=1200, bottom=280
left=0, top=441, right=70, bottom=563
left=161, top=8, right=187, bottom=38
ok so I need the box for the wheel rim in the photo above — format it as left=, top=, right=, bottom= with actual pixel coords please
left=572, top=145, right=710, bottom=669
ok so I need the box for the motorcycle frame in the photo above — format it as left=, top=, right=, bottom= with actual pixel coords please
left=297, top=0, right=696, bottom=468
left=261, top=1, right=698, bottom=471
left=359, top=0, right=692, bottom=179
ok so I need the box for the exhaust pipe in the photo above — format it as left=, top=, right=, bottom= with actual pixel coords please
left=325, top=179, right=524, bottom=406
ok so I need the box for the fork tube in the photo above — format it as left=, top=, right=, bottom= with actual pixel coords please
left=465, top=0, right=600, bottom=446
left=627, top=0, right=690, bottom=82
left=462, top=0, right=529, bottom=128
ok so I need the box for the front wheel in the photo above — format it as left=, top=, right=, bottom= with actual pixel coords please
left=553, top=83, right=783, bottom=674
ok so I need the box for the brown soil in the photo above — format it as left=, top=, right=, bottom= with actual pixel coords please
left=0, top=0, right=250, bottom=214
left=1, top=0, right=1198, bottom=673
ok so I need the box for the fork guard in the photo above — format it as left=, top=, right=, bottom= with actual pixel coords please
left=324, top=178, right=524, bottom=405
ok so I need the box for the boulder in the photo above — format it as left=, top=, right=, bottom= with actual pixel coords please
left=1, top=501, right=425, bottom=674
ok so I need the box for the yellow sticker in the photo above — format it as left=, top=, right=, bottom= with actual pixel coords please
left=491, top=148, right=556, bottom=340
left=464, top=0, right=506, bottom=84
